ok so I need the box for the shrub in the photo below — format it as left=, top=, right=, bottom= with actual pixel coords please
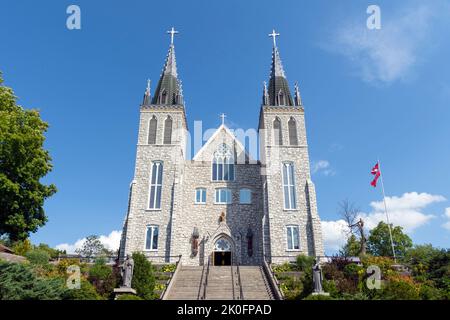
left=280, top=277, right=303, bottom=300
left=382, top=275, right=420, bottom=300
left=303, top=293, right=333, bottom=300
left=35, top=243, right=65, bottom=259
left=64, top=279, right=104, bottom=300
left=272, top=262, right=294, bottom=273
left=419, top=284, right=445, bottom=300
left=131, top=252, right=156, bottom=300
left=295, top=255, right=314, bottom=272
left=160, top=264, right=176, bottom=273
left=88, top=259, right=118, bottom=298
left=322, top=279, right=338, bottom=298
left=116, top=294, right=143, bottom=300
left=340, top=292, right=370, bottom=300
left=361, top=255, right=396, bottom=279
left=0, top=261, right=67, bottom=300
left=56, top=258, right=88, bottom=276
left=25, top=249, right=51, bottom=266
left=11, top=239, right=32, bottom=256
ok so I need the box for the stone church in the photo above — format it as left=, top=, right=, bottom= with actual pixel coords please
left=119, top=29, right=324, bottom=267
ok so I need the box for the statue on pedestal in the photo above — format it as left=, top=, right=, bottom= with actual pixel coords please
left=312, top=259, right=323, bottom=293
left=121, top=254, right=134, bottom=288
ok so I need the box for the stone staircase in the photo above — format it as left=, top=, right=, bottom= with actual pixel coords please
left=165, top=266, right=203, bottom=300
left=164, top=265, right=274, bottom=300
left=239, top=266, right=273, bottom=300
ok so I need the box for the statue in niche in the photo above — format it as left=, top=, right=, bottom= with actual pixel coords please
left=191, top=227, right=200, bottom=257
left=219, top=212, right=226, bottom=223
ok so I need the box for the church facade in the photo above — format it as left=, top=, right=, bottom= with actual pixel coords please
left=119, top=29, right=324, bottom=266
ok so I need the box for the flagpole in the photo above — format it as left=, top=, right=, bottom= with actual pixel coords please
left=377, top=159, right=397, bottom=263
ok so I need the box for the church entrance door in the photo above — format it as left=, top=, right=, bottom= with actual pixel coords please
left=214, top=251, right=231, bottom=266
left=213, top=237, right=232, bottom=266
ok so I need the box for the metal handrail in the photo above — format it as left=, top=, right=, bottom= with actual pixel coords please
left=230, top=257, right=235, bottom=300
left=263, top=256, right=284, bottom=300
left=197, top=258, right=207, bottom=300
left=201, top=256, right=211, bottom=300
left=235, top=255, right=244, bottom=300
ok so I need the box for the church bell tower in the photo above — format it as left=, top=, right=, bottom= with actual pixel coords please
left=259, top=30, right=324, bottom=263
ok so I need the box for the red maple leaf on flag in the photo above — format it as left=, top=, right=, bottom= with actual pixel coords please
left=371, top=162, right=381, bottom=187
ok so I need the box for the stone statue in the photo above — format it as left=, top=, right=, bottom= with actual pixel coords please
left=121, top=254, right=134, bottom=288
left=312, top=259, right=323, bottom=293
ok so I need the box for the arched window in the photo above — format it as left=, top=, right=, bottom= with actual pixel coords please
left=149, top=161, right=163, bottom=209
left=273, top=117, right=283, bottom=146
left=282, top=162, right=297, bottom=210
left=160, top=89, right=167, bottom=104
left=278, top=90, right=285, bottom=106
left=163, top=116, right=172, bottom=144
left=288, top=117, right=298, bottom=146
left=212, top=143, right=234, bottom=181
left=148, top=116, right=157, bottom=144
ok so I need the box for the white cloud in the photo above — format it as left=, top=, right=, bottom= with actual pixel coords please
left=328, top=4, right=436, bottom=83
left=321, top=192, right=446, bottom=254
left=442, top=207, right=450, bottom=231
left=312, top=160, right=335, bottom=176
left=321, top=219, right=349, bottom=252
left=55, top=230, right=122, bottom=254
left=361, top=192, right=445, bottom=232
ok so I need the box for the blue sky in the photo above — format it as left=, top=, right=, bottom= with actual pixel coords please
left=1, top=0, right=449, bottom=254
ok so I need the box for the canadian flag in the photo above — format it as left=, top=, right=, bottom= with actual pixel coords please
left=370, top=162, right=381, bottom=187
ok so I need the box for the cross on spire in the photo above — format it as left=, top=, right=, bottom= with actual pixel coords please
left=167, top=27, right=179, bottom=45
left=220, top=113, right=226, bottom=125
left=268, top=29, right=280, bottom=47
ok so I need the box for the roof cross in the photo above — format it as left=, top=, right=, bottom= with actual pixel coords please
left=167, top=27, right=179, bottom=45
left=268, top=29, right=280, bottom=47
left=220, top=113, right=226, bottom=125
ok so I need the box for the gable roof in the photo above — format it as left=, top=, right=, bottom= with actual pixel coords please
left=192, top=124, right=253, bottom=163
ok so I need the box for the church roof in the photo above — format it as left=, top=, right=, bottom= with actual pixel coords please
left=192, top=124, right=254, bottom=163
left=267, top=45, right=294, bottom=106
left=264, top=30, right=301, bottom=107
left=151, top=28, right=184, bottom=106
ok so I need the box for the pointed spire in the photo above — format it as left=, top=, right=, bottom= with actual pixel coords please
left=151, top=27, right=183, bottom=105
left=294, top=81, right=302, bottom=106
left=142, top=79, right=151, bottom=106
left=262, top=81, right=269, bottom=105
left=266, top=29, right=294, bottom=107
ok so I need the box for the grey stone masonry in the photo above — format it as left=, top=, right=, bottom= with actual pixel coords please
left=258, top=106, right=324, bottom=264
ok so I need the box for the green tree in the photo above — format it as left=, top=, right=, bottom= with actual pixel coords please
left=131, top=252, right=156, bottom=300
left=35, top=243, right=65, bottom=259
left=367, top=222, right=413, bottom=257
left=25, top=249, right=51, bottom=266
left=0, top=73, right=56, bottom=241
left=340, top=234, right=361, bottom=257
left=75, top=235, right=105, bottom=259
left=0, top=261, right=66, bottom=300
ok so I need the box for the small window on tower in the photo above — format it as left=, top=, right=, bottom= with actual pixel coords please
left=278, top=90, right=285, bottom=106
left=288, top=117, right=298, bottom=146
left=148, top=116, right=157, bottom=145
left=273, top=117, right=283, bottom=146
left=163, top=116, right=172, bottom=144
left=160, top=89, right=167, bottom=104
